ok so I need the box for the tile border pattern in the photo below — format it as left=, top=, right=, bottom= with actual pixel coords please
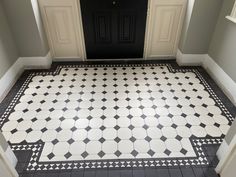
left=0, top=61, right=235, bottom=171
left=10, top=136, right=222, bottom=171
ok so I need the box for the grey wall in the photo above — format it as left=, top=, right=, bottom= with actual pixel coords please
left=2, top=0, right=49, bottom=57
left=0, top=1, right=19, bottom=78
left=179, top=0, right=222, bottom=54
left=208, top=0, right=236, bottom=82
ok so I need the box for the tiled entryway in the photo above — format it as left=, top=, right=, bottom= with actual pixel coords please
left=0, top=61, right=235, bottom=175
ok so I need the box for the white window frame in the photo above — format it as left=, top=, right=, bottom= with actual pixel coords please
left=226, top=0, right=236, bottom=24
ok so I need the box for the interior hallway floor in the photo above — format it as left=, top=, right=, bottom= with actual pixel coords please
left=0, top=60, right=235, bottom=177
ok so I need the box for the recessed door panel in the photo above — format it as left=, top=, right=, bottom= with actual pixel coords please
left=146, top=0, right=187, bottom=58
left=38, top=0, right=85, bottom=59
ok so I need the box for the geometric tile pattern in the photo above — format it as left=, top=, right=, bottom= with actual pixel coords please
left=10, top=136, right=222, bottom=171
left=0, top=62, right=235, bottom=171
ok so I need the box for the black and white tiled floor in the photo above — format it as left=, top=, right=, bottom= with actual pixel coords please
left=0, top=60, right=235, bottom=175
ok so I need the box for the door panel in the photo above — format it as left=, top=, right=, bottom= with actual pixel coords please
left=145, top=0, right=187, bottom=58
left=80, top=0, right=148, bottom=59
left=46, top=7, right=79, bottom=57
left=118, top=11, right=136, bottom=43
left=94, top=12, right=112, bottom=44
left=38, top=0, right=85, bottom=59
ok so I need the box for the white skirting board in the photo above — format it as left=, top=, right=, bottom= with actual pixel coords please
left=176, top=49, right=206, bottom=66
left=5, top=146, right=17, bottom=168
left=216, top=136, right=236, bottom=174
left=177, top=49, right=236, bottom=106
left=216, top=139, right=229, bottom=162
left=0, top=52, right=52, bottom=102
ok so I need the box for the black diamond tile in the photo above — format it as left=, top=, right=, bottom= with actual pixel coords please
left=88, top=107, right=94, bottom=111
left=189, top=104, right=195, bottom=108
left=160, top=136, right=167, bottom=142
left=17, top=118, right=23, bottom=123
left=145, top=136, right=152, bottom=142
left=64, top=152, right=72, bottom=159
left=152, top=105, right=157, bottom=109
left=56, top=127, right=62, bottom=132
left=81, top=151, right=89, bottom=158
left=164, top=149, right=171, bottom=156
left=164, top=105, right=170, bottom=109
left=208, top=113, right=214, bottom=117
left=52, top=139, right=59, bottom=145
left=101, top=106, right=107, bottom=110
left=26, top=128, right=33, bottom=133
left=99, top=137, right=105, bottom=143
left=147, top=149, right=155, bottom=157
left=71, top=126, right=77, bottom=132
left=114, top=106, right=119, bottom=110
left=130, top=136, right=136, bottom=142
left=114, top=137, right=121, bottom=143
left=67, top=139, right=75, bottom=145
left=59, top=117, right=65, bottom=121
left=128, top=125, right=135, bottom=130
left=126, top=106, right=132, bottom=110
left=157, top=124, right=163, bottom=129
left=114, top=150, right=122, bottom=157
left=62, top=107, right=68, bottom=112
left=171, top=123, right=177, bottom=129
left=98, top=151, right=105, bottom=158
left=200, top=123, right=206, bottom=128
left=11, top=129, right=17, bottom=134
left=143, top=124, right=149, bottom=130
left=31, top=117, right=37, bottom=122
left=175, top=135, right=183, bottom=141
left=41, top=127, right=48, bottom=133
left=177, top=104, right=183, bottom=108
left=127, top=114, right=133, bottom=119
left=114, top=125, right=120, bottom=130
left=214, top=123, right=220, bottom=128
left=100, top=125, right=106, bottom=131
left=180, top=148, right=188, bottom=155
left=73, top=116, right=79, bottom=121
left=83, top=138, right=90, bottom=144
left=185, top=123, right=192, bottom=128
left=45, top=117, right=51, bottom=122
left=141, top=114, right=147, bottom=119
left=85, top=126, right=92, bottom=131
left=202, top=103, right=208, bottom=108
left=114, top=115, right=120, bottom=119
left=47, top=153, right=55, bottom=160
left=131, top=150, right=138, bottom=157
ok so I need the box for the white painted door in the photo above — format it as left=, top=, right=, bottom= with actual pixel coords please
left=145, top=0, right=187, bottom=59
left=38, top=0, right=85, bottom=59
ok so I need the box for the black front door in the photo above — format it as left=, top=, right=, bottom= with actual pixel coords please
left=80, top=0, right=148, bottom=59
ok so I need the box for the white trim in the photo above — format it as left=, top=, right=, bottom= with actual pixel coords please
left=0, top=59, right=24, bottom=103
left=5, top=146, right=17, bottom=168
left=216, top=139, right=229, bottom=161
left=226, top=15, right=236, bottom=24
left=176, top=49, right=206, bottom=66
left=20, top=52, right=52, bottom=69
left=203, top=55, right=236, bottom=106
left=0, top=52, right=52, bottom=103
left=216, top=135, right=236, bottom=174
left=0, top=145, right=18, bottom=177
